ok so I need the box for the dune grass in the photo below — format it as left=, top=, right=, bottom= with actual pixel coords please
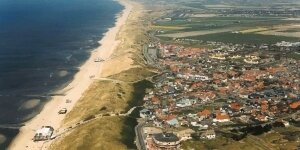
left=108, top=67, right=156, bottom=82
left=50, top=117, right=128, bottom=150
left=62, top=80, right=134, bottom=127
left=50, top=78, right=153, bottom=150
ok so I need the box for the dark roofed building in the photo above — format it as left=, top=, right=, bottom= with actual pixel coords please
left=152, top=132, right=180, bottom=150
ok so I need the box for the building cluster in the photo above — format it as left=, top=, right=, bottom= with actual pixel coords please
left=140, top=42, right=300, bottom=149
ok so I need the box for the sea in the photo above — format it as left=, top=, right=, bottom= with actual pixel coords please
left=0, top=0, right=123, bottom=148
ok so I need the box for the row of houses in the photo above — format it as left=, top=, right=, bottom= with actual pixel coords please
left=139, top=41, right=300, bottom=148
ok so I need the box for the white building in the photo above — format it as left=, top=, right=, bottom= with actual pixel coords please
left=201, top=130, right=216, bottom=140
left=33, top=126, right=54, bottom=141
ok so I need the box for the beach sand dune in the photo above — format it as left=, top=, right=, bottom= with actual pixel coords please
left=8, top=1, right=132, bottom=149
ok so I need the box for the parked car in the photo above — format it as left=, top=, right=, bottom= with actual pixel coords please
left=65, top=99, right=72, bottom=103
left=58, top=108, right=67, bottom=114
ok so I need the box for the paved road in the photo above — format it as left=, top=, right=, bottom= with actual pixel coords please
left=135, top=121, right=146, bottom=150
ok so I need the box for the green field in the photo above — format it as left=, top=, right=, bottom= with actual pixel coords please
left=287, top=52, right=300, bottom=60
left=154, top=16, right=298, bottom=35
left=186, top=32, right=300, bottom=44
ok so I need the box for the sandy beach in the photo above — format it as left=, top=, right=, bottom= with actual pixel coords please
left=8, top=0, right=132, bottom=149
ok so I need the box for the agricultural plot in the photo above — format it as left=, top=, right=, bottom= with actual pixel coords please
left=154, top=15, right=295, bottom=36
left=153, top=0, right=300, bottom=44
left=256, top=24, right=300, bottom=38
left=181, top=32, right=300, bottom=44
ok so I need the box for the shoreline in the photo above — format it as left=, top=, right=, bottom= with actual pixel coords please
left=8, top=0, right=132, bottom=149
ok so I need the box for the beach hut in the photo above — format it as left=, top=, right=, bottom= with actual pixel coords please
left=33, top=126, right=54, bottom=141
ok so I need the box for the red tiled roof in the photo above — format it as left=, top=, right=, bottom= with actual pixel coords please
left=256, top=114, right=267, bottom=121
left=230, top=102, right=241, bottom=111
left=266, top=66, right=287, bottom=74
left=290, top=101, right=300, bottom=109
left=191, top=82, right=203, bottom=89
left=151, top=96, right=160, bottom=104
left=197, top=109, right=211, bottom=117
left=216, top=111, right=230, bottom=120
left=160, top=114, right=177, bottom=121
left=241, top=70, right=266, bottom=81
left=219, top=87, right=229, bottom=94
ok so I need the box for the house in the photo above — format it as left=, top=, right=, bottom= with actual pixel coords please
left=213, top=111, right=230, bottom=122
left=166, top=118, right=179, bottom=126
left=197, top=91, right=216, bottom=102
left=195, top=75, right=209, bottom=81
left=230, top=102, right=242, bottom=112
left=201, top=130, right=216, bottom=139
left=176, top=129, right=195, bottom=141
left=248, top=93, right=264, bottom=99
left=239, top=115, right=251, bottom=123
left=197, top=109, right=211, bottom=118
left=140, top=109, right=152, bottom=118
left=33, top=126, right=54, bottom=141
left=154, top=120, right=163, bottom=127
left=152, top=133, right=181, bottom=150
left=256, top=114, right=268, bottom=122
left=290, top=101, right=300, bottom=109
left=176, top=99, right=192, bottom=108
left=282, top=120, right=290, bottom=127
left=190, top=121, right=210, bottom=130
left=151, top=96, right=161, bottom=105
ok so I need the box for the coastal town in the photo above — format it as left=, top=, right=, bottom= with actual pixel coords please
left=130, top=0, right=300, bottom=149
left=4, top=0, right=300, bottom=150
left=137, top=39, right=300, bottom=149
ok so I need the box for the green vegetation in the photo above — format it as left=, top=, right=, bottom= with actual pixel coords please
left=120, top=80, right=153, bottom=148
left=279, top=29, right=300, bottom=33
left=182, top=135, right=270, bottom=150
left=179, top=0, right=299, bottom=7
left=182, top=125, right=300, bottom=150
left=187, top=32, right=300, bottom=44
left=61, top=80, right=134, bottom=126
left=182, top=3, right=206, bottom=9
left=155, top=19, right=299, bottom=34
left=108, top=67, right=156, bottom=82
left=287, top=52, right=300, bottom=60
left=50, top=117, right=129, bottom=150
left=127, top=80, right=153, bottom=109
left=51, top=79, right=153, bottom=150
left=51, top=66, right=154, bottom=149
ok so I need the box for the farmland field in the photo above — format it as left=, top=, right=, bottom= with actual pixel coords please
left=153, top=15, right=299, bottom=36
left=183, top=32, right=300, bottom=44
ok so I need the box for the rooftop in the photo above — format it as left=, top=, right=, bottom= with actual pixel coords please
left=153, top=133, right=180, bottom=142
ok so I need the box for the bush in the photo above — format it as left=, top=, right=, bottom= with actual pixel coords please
left=99, top=106, right=107, bottom=111
left=83, top=115, right=96, bottom=121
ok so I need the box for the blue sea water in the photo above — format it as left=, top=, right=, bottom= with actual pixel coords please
left=0, top=0, right=123, bottom=148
